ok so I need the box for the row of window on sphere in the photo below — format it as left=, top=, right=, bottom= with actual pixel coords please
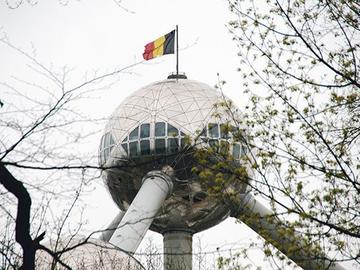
left=99, top=122, right=247, bottom=164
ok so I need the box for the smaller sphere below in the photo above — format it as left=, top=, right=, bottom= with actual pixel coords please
left=36, top=237, right=144, bottom=270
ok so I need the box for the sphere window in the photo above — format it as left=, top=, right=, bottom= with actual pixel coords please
left=140, top=140, right=150, bottom=155
left=140, top=124, right=150, bottom=138
left=129, top=127, right=139, bottom=140
left=155, top=122, right=166, bottom=137
left=129, top=141, right=138, bottom=157
left=167, top=124, right=179, bottom=137
left=208, top=123, right=219, bottom=138
left=99, top=132, right=115, bottom=164
left=181, top=138, right=187, bottom=149
left=121, top=143, right=128, bottom=154
left=198, top=123, right=249, bottom=161
left=220, top=124, right=230, bottom=139
left=219, top=141, right=230, bottom=153
left=155, top=139, right=166, bottom=154
left=122, top=122, right=186, bottom=157
left=168, top=138, right=179, bottom=153
left=209, top=139, right=219, bottom=148
left=233, top=144, right=240, bottom=159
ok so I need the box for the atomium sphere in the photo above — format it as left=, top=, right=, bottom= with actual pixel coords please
left=99, top=77, right=249, bottom=234
left=36, top=238, right=143, bottom=270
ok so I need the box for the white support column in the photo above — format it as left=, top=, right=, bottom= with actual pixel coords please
left=232, top=194, right=346, bottom=270
left=163, top=231, right=192, bottom=270
left=109, top=171, right=173, bottom=254
left=99, top=211, right=125, bottom=242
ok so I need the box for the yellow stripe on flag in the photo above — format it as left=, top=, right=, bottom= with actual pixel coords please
left=152, top=36, right=166, bottom=57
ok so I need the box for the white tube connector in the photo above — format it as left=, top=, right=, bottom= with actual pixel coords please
left=109, top=170, right=173, bottom=254
left=99, top=211, right=125, bottom=242
left=233, top=194, right=346, bottom=270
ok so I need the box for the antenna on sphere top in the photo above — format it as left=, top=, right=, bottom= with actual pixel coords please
left=176, top=24, right=179, bottom=76
left=168, top=25, right=187, bottom=79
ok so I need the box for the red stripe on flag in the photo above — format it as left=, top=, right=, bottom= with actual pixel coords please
left=143, top=42, right=155, bottom=60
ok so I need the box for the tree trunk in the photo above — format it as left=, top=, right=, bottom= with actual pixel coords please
left=0, top=162, right=35, bottom=270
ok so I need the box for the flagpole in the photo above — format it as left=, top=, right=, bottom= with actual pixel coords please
left=176, top=25, right=179, bottom=76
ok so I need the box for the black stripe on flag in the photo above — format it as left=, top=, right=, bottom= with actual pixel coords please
left=164, top=30, right=175, bottom=55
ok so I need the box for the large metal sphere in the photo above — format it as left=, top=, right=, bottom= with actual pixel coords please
left=99, top=77, right=248, bottom=234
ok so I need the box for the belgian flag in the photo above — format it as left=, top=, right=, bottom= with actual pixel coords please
left=143, top=30, right=175, bottom=61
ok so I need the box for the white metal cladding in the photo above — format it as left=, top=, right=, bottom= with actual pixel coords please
left=99, top=78, right=249, bottom=234
left=36, top=238, right=144, bottom=270
left=98, top=78, right=244, bottom=165
left=103, top=79, right=237, bottom=146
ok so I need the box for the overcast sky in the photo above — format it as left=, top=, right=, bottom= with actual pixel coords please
left=0, top=1, right=325, bottom=269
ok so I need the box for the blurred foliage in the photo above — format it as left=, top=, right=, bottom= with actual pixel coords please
left=196, top=0, right=360, bottom=268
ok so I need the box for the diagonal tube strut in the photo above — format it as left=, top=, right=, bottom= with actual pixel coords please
left=99, top=211, right=125, bottom=242
left=230, top=194, right=346, bottom=270
left=108, top=170, right=173, bottom=254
